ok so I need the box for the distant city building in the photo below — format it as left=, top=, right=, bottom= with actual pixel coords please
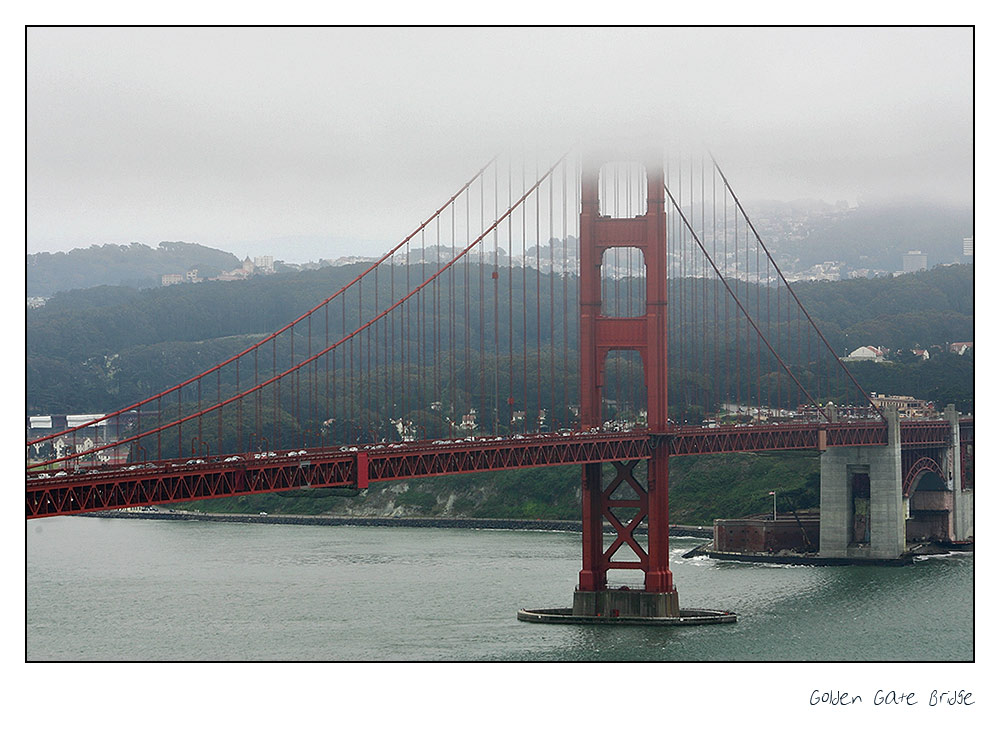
left=29, top=415, right=53, bottom=430
left=787, top=261, right=843, bottom=282
left=215, top=257, right=259, bottom=282
left=27, top=296, right=46, bottom=309
left=963, top=236, right=973, bottom=261
left=902, top=250, right=927, bottom=273
left=948, top=341, right=973, bottom=355
left=869, top=393, right=935, bottom=418
left=911, top=349, right=929, bottom=361
left=160, top=256, right=276, bottom=286
left=163, top=270, right=207, bottom=286
left=844, top=345, right=886, bottom=362
left=26, top=410, right=158, bottom=463
left=458, top=412, right=478, bottom=431
left=66, top=413, right=107, bottom=429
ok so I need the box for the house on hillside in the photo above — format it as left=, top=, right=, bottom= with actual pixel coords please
left=948, top=341, right=973, bottom=355
left=844, top=345, right=886, bottom=362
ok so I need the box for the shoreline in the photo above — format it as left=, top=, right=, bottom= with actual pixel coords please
left=82, top=509, right=715, bottom=538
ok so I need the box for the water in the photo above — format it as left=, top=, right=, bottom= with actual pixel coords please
left=26, top=516, right=973, bottom=661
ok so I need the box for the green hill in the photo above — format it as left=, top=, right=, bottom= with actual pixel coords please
left=26, top=259, right=972, bottom=523
left=27, top=241, right=241, bottom=297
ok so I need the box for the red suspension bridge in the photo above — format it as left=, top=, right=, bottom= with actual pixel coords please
left=27, top=149, right=973, bottom=619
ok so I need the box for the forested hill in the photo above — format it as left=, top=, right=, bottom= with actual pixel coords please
left=794, top=264, right=973, bottom=349
left=27, top=242, right=240, bottom=297
left=26, top=262, right=972, bottom=414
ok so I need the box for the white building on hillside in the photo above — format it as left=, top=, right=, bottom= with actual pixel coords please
left=844, top=345, right=886, bottom=362
left=949, top=341, right=973, bottom=355
left=254, top=255, right=275, bottom=273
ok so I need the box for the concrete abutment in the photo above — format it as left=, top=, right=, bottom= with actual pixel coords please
left=945, top=405, right=974, bottom=541
left=820, top=409, right=905, bottom=559
left=819, top=406, right=972, bottom=560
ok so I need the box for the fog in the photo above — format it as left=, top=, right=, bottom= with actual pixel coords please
left=27, top=27, right=972, bottom=262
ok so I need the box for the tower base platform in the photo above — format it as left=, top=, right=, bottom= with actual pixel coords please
left=518, top=589, right=736, bottom=625
left=517, top=607, right=736, bottom=626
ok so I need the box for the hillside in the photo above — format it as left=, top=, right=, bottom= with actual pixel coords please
left=794, top=265, right=974, bottom=348
left=27, top=241, right=241, bottom=297
left=174, top=452, right=822, bottom=526
left=26, top=259, right=973, bottom=524
left=26, top=262, right=973, bottom=416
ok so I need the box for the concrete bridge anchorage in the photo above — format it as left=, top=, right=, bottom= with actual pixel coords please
left=819, top=404, right=973, bottom=561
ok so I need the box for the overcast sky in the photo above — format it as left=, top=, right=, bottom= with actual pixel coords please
left=27, top=27, right=973, bottom=262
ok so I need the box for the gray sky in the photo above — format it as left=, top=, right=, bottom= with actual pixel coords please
left=27, top=27, right=973, bottom=262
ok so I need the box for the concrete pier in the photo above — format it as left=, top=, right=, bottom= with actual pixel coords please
left=518, top=584, right=735, bottom=626
left=572, top=588, right=680, bottom=618
left=946, top=405, right=974, bottom=541
left=820, top=409, right=905, bottom=560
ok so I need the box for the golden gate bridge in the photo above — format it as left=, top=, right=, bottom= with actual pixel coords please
left=27, top=148, right=973, bottom=622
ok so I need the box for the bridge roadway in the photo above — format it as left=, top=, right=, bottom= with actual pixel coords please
left=26, top=419, right=972, bottom=519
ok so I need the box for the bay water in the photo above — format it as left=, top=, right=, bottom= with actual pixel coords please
left=26, top=515, right=972, bottom=662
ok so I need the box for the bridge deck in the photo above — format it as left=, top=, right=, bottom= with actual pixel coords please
left=26, top=419, right=971, bottom=519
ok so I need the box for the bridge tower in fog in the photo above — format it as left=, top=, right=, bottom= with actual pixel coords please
left=574, top=153, right=678, bottom=617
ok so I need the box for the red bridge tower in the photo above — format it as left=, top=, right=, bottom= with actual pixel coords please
left=574, top=152, right=679, bottom=617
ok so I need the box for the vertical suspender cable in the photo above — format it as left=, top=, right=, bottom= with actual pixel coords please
left=548, top=165, right=555, bottom=428
left=508, top=159, right=513, bottom=429
left=419, top=228, right=425, bottom=434
left=521, top=152, right=528, bottom=432
left=465, top=185, right=471, bottom=427
left=562, top=160, right=569, bottom=429
left=724, top=182, right=730, bottom=415
left=478, top=170, right=485, bottom=431
left=450, top=198, right=456, bottom=434
left=434, top=215, right=440, bottom=435
left=217, top=370, right=222, bottom=454
left=701, top=155, right=707, bottom=420
left=536, top=158, right=542, bottom=430
left=712, top=163, right=717, bottom=420
left=679, top=158, right=686, bottom=421
left=494, top=160, right=500, bottom=434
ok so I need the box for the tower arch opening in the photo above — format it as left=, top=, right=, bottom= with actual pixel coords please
left=598, top=161, right=648, bottom=218
left=600, top=247, right=646, bottom=318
